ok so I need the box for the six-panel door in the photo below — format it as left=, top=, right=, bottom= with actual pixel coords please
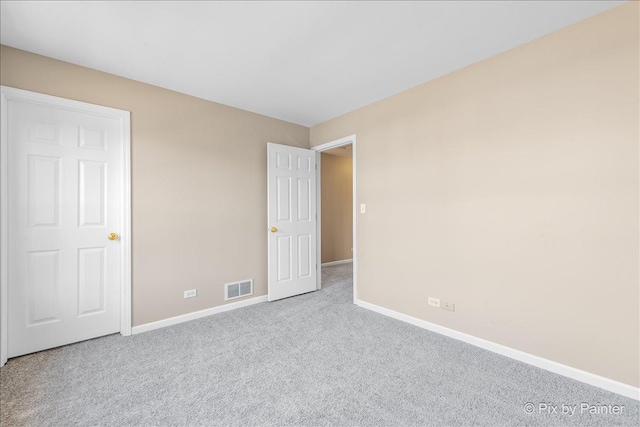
left=7, top=99, right=122, bottom=357
left=267, top=143, right=317, bottom=301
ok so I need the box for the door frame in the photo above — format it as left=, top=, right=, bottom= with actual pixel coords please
left=0, top=86, right=132, bottom=367
left=311, top=134, right=357, bottom=303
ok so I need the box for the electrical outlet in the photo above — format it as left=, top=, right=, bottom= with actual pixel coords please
left=442, top=301, right=455, bottom=312
left=184, top=289, right=197, bottom=298
left=360, top=203, right=366, bottom=213
left=428, top=297, right=440, bottom=308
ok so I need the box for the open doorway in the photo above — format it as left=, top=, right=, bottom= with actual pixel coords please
left=312, top=135, right=357, bottom=303
left=321, top=146, right=353, bottom=265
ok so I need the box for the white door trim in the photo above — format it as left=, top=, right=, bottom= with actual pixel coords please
left=311, top=135, right=357, bottom=303
left=0, top=86, right=132, bottom=367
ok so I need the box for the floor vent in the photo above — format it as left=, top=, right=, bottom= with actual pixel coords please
left=225, top=279, right=253, bottom=301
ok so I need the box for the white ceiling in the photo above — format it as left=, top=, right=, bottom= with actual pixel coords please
left=0, top=1, right=624, bottom=127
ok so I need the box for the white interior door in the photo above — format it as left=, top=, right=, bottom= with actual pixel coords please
left=6, top=94, right=123, bottom=358
left=267, top=143, right=317, bottom=301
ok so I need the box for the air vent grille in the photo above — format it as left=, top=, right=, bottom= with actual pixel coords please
left=225, top=279, right=253, bottom=301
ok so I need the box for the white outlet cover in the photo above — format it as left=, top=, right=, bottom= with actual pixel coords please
left=428, top=297, right=440, bottom=307
left=184, top=289, right=197, bottom=298
left=360, top=203, right=366, bottom=213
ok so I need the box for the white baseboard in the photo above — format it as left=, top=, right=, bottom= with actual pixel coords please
left=321, top=258, right=353, bottom=267
left=132, top=295, right=268, bottom=335
left=355, top=298, right=640, bottom=401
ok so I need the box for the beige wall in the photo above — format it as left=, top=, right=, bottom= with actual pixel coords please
left=311, top=3, right=639, bottom=387
left=0, top=45, right=309, bottom=326
left=321, top=153, right=353, bottom=263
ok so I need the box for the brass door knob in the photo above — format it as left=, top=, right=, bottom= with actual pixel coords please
left=108, top=233, right=119, bottom=241
left=270, top=227, right=278, bottom=233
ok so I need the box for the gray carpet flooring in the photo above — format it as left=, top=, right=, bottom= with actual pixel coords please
left=1, top=263, right=638, bottom=426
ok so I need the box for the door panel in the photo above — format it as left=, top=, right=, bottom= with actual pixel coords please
left=27, top=250, right=60, bottom=325
left=78, top=247, right=106, bottom=316
left=298, top=234, right=311, bottom=278
left=267, top=143, right=317, bottom=301
left=28, top=155, right=60, bottom=227
left=7, top=97, right=122, bottom=358
left=78, top=160, right=106, bottom=227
